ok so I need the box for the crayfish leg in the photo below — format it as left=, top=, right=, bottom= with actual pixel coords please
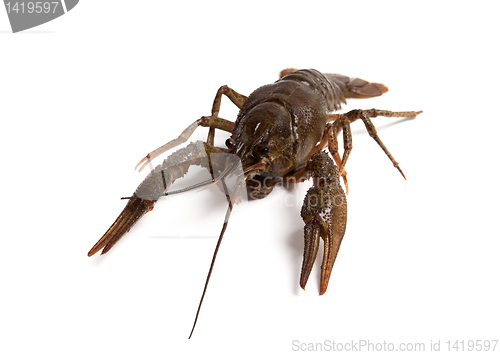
left=326, top=109, right=422, bottom=183
left=136, top=84, right=248, bottom=172
left=135, top=116, right=236, bottom=172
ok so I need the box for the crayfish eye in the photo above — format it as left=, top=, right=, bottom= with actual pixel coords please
left=260, top=147, right=270, bottom=155
left=225, top=138, right=235, bottom=148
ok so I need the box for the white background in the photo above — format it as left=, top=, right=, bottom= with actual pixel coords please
left=1, top=1, right=499, bottom=354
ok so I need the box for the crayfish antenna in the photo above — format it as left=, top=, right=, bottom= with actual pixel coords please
left=188, top=181, right=242, bottom=339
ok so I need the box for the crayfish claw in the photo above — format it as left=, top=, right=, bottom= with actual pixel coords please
left=300, top=152, right=348, bottom=295
left=88, top=194, right=154, bottom=256
left=90, top=141, right=223, bottom=258
left=299, top=221, right=321, bottom=290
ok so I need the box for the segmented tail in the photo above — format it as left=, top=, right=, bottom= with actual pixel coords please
left=279, top=68, right=388, bottom=111
left=325, top=73, right=388, bottom=99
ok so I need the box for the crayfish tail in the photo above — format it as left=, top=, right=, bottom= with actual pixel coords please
left=279, top=67, right=299, bottom=78
left=88, top=194, right=155, bottom=257
left=349, top=81, right=388, bottom=98
left=324, top=73, right=388, bottom=99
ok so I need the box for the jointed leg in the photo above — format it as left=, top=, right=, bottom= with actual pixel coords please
left=359, top=111, right=407, bottom=179
left=325, top=122, right=350, bottom=193
left=210, top=85, right=247, bottom=117
left=326, top=109, right=422, bottom=181
left=207, top=85, right=247, bottom=146
left=301, top=121, right=350, bottom=192
left=135, top=85, right=247, bottom=171
left=327, top=109, right=421, bottom=122
left=135, top=116, right=235, bottom=171
left=328, top=118, right=352, bottom=191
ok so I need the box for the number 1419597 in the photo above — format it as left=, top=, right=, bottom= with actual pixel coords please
left=446, top=340, right=498, bottom=352
left=5, top=2, right=59, bottom=14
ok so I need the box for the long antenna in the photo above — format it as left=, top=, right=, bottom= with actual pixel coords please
left=121, top=178, right=216, bottom=200
left=188, top=179, right=240, bottom=339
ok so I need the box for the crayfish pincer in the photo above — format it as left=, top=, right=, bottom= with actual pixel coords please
left=88, top=68, right=421, bottom=337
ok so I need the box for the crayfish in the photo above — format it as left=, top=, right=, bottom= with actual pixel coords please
left=88, top=68, right=421, bottom=337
